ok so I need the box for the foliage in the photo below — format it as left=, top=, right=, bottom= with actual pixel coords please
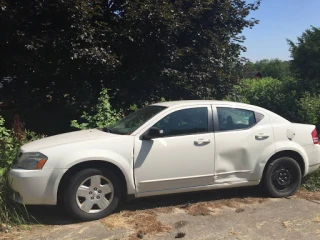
left=110, top=0, right=261, bottom=105
left=297, top=92, right=320, bottom=129
left=0, top=114, right=14, bottom=176
left=302, top=169, right=320, bottom=192
left=0, top=113, right=42, bottom=225
left=288, top=26, right=320, bottom=93
left=0, top=0, right=261, bottom=111
left=225, top=77, right=298, bottom=121
left=254, top=59, right=292, bottom=80
left=71, top=89, right=123, bottom=130
left=0, top=0, right=120, bottom=106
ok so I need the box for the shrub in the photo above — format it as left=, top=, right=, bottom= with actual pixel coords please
left=225, top=77, right=298, bottom=121
left=0, top=115, right=18, bottom=176
left=71, top=88, right=123, bottom=130
left=0, top=113, right=42, bottom=225
left=297, top=92, right=320, bottom=129
left=302, top=169, right=320, bottom=191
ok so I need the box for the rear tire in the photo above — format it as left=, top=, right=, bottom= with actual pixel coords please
left=64, top=168, right=122, bottom=221
left=263, top=157, right=301, bottom=197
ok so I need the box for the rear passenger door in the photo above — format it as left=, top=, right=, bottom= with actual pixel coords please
left=213, top=105, right=275, bottom=183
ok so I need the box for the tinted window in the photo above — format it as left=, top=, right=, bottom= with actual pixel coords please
left=110, top=106, right=166, bottom=134
left=217, top=107, right=256, bottom=131
left=153, top=107, right=208, bottom=137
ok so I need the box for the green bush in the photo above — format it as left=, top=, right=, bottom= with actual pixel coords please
left=297, top=92, right=320, bottom=129
left=0, top=115, right=16, bottom=176
left=225, top=77, right=298, bottom=121
left=0, top=113, right=42, bottom=225
left=71, top=88, right=123, bottom=130
left=297, top=94, right=320, bottom=192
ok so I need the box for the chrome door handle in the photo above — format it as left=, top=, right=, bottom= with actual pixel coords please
left=255, top=133, right=269, bottom=140
left=194, top=139, right=211, bottom=144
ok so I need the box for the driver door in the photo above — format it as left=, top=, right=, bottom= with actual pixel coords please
left=133, top=105, right=215, bottom=194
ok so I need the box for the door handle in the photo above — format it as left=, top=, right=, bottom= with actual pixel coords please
left=194, top=139, right=211, bottom=144
left=255, top=133, right=269, bottom=140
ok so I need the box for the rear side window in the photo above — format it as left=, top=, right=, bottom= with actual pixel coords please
left=217, top=107, right=262, bottom=131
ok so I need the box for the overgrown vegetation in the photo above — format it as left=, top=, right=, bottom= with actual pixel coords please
left=302, top=170, right=320, bottom=192
left=0, top=113, right=42, bottom=226
left=71, top=89, right=123, bottom=130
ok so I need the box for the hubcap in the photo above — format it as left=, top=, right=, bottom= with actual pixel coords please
left=272, top=165, right=292, bottom=190
left=76, top=175, right=114, bottom=214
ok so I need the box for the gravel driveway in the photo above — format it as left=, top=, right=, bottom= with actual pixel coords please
left=2, top=188, right=320, bottom=240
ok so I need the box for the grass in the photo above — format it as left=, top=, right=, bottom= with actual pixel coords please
left=0, top=173, right=33, bottom=227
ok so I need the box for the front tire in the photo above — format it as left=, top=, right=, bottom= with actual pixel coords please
left=64, top=168, right=122, bottom=221
left=263, top=157, right=301, bottom=197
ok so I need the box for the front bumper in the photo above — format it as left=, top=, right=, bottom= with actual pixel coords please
left=8, top=168, right=67, bottom=205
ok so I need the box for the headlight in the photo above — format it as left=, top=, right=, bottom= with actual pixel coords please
left=15, top=152, right=48, bottom=170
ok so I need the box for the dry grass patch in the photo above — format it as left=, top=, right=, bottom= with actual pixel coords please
left=296, top=189, right=320, bottom=201
left=101, top=188, right=268, bottom=238
left=101, top=208, right=172, bottom=239
left=313, top=214, right=320, bottom=223
left=185, top=203, right=212, bottom=216
left=183, top=196, right=267, bottom=216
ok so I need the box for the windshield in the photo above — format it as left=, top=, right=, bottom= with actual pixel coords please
left=109, top=106, right=167, bottom=135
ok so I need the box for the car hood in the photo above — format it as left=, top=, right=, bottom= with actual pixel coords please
left=21, top=129, right=118, bottom=152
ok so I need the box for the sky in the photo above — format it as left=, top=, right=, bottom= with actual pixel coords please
left=242, top=0, right=320, bottom=62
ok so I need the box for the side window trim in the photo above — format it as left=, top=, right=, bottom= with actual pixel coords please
left=212, top=106, right=264, bottom=132
left=208, top=105, right=214, bottom=133
left=212, top=105, right=220, bottom=132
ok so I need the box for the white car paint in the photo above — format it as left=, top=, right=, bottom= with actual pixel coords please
left=8, top=100, right=320, bottom=207
left=133, top=105, right=215, bottom=194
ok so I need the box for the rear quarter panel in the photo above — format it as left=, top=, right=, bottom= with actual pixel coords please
left=271, top=122, right=317, bottom=176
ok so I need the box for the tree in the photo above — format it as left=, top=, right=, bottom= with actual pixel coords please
left=0, top=0, right=121, bottom=106
left=0, top=0, right=261, bottom=111
left=109, top=0, right=261, bottom=106
left=254, top=59, right=291, bottom=80
left=288, top=26, right=320, bottom=93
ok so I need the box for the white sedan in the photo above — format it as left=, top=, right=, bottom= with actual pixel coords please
left=8, top=100, right=320, bottom=221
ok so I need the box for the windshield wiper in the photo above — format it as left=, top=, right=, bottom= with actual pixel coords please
left=99, top=126, right=112, bottom=133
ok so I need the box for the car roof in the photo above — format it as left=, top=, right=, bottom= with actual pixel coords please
left=152, top=100, right=290, bottom=123
left=152, top=100, right=253, bottom=108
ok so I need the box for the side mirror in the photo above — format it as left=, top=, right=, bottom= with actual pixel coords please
left=142, top=127, right=164, bottom=140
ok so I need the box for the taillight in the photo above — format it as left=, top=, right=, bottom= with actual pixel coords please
left=312, top=129, right=319, bottom=144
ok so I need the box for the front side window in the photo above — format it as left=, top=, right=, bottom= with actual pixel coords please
left=109, top=106, right=167, bottom=134
left=217, top=107, right=257, bottom=131
left=152, top=107, right=208, bottom=137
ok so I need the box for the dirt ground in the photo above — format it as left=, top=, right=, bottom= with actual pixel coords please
left=1, top=187, right=320, bottom=240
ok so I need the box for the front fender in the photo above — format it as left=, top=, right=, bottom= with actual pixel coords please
left=59, top=149, right=135, bottom=195
left=42, top=146, right=136, bottom=204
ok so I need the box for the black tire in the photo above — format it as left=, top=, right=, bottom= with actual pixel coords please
left=263, top=157, right=301, bottom=197
left=64, top=168, right=122, bottom=221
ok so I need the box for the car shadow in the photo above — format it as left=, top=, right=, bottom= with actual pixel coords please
left=27, top=186, right=267, bottom=226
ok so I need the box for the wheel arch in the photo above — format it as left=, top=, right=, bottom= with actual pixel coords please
left=57, top=160, right=131, bottom=205
left=262, top=150, right=306, bottom=179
